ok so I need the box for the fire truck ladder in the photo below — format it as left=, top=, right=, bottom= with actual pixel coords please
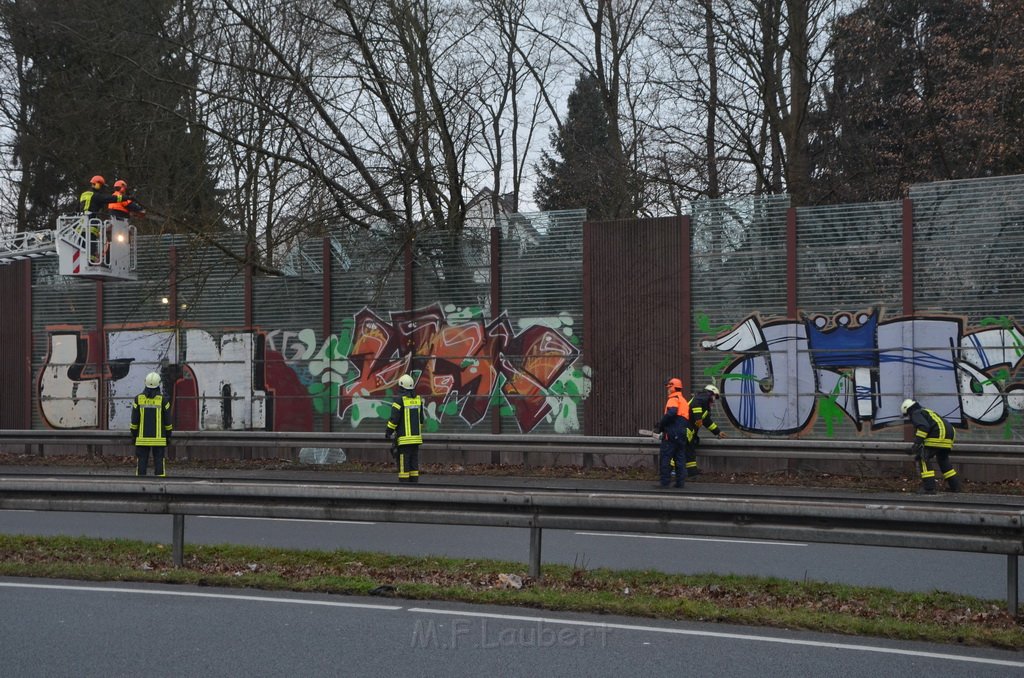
left=0, top=229, right=58, bottom=265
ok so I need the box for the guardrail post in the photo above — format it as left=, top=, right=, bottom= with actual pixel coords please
left=528, top=528, right=544, bottom=581
left=1008, top=555, right=1019, bottom=615
left=172, top=514, right=185, bottom=567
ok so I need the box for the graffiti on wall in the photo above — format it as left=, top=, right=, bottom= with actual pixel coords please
left=37, top=304, right=591, bottom=433
left=699, top=310, right=1024, bottom=437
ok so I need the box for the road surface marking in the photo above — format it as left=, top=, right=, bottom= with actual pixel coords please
left=0, top=582, right=401, bottom=610
left=409, top=607, right=1024, bottom=668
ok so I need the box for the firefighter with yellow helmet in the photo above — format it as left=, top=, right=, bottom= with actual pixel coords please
left=385, top=373, right=425, bottom=482
left=129, top=371, right=173, bottom=476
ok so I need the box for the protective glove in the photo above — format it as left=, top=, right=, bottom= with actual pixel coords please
left=384, top=429, right=393, bottom=441
left=652, top=424, right=662, bottom=434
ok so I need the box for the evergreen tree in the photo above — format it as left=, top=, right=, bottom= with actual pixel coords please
left=534, top=72, right=635, bottom=220
left=809, top=0, right=1024, bottom=203
left=0, top=0, right=218, bottom=232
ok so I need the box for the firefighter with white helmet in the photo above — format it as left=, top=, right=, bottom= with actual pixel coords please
left=901, top=399, right=961, bottom=494
left=685, top=383, right=727, bottom=478
left=385, top=373, right=424, bottom=482
left=129, top=371, right=173, bottom=476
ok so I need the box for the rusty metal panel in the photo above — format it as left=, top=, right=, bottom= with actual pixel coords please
left=586, top=216, right=687, bottom=436
left=0, top=262, right=32, bottom=428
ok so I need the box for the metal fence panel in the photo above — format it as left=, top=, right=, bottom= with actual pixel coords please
left=254, top=238, right=326, bottom=432
left=690, top=196, right=790, bottom=405
left=911, top=176, right=1024, bottom=443
left=330, top=227, right=405, bottom=433
left=794, top=201, right=905, bottom=439
left=498, top=209, right=586, bottom=434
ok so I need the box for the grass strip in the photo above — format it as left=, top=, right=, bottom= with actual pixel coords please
left=0, top=534, right=1021, bottom=649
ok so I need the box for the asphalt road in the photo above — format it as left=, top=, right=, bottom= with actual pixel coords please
left=2, top=578, right=1021, bottom=678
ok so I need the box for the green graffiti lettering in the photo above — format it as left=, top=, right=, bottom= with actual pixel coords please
left=696, top=312, right=732, bottom=336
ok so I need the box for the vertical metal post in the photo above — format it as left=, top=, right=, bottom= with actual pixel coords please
left=172, top=514, right=185, bottom=567
left=1008, top=555, right=1019, bottom=615
left=490, top=226, right=503, bottom=452
left=322, top=236, right=333, bottom=434
left=528, top=528, right=544, bottom=581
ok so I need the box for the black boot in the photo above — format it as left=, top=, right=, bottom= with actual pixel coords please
left=947, top=475, right=963, bottom=493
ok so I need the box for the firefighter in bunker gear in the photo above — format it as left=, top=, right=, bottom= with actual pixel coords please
left=901, top=399, right=961, bottom=495
left=130, top=371, right=173, bottom=476
left=105, top=179, right=145, bottom=264
left=78, top=175, right=117, bottom=264
left=653, top=378, right=691, bottom=488
left=385, top=373, right=424, bottom=482
left=685, top=384, right=726, bottom=478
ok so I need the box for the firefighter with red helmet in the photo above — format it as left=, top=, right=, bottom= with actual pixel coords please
left=686, top=384, right=727, bottom=478
left=78, top=175, right=116, bottom=264
left=108, top=179, right=146, bottom=219
left=105, top=179, right=145, bottom=264
left=653, top=377, right=691, bottom=488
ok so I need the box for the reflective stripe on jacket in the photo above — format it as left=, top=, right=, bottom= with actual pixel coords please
left=130, top=393, right=172, bottom=446
left=688, top=391, right=719, bottom=433
left=386, top=394, right=424, bottom=446
left=910, top=407, right=954, bottom=449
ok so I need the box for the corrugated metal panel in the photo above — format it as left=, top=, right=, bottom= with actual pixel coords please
left=689, top=196, right=790, bottom=398
left=0, top=262, right=31, bottom=428
left=586, top=216, right=686, bottom=436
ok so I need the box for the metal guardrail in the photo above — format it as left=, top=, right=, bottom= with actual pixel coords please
left=0, top=475, right=1022, bottom=612
left=1, top=429, right=1022, bottom=466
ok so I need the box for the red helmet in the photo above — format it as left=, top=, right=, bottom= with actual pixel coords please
left=113, top=180, right=127, bottom=191
left=665, top=378, right=683, bottom=392
left=90, top=175, right=106, bottom=186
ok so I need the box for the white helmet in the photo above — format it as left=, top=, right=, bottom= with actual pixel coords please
left=144, top=372, right=161, bottom=389
left=397, top=374, right=415, bottom=390
left=705, top=384, right=720, bottom=397
left=900, top=399, right=916, bottom=416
